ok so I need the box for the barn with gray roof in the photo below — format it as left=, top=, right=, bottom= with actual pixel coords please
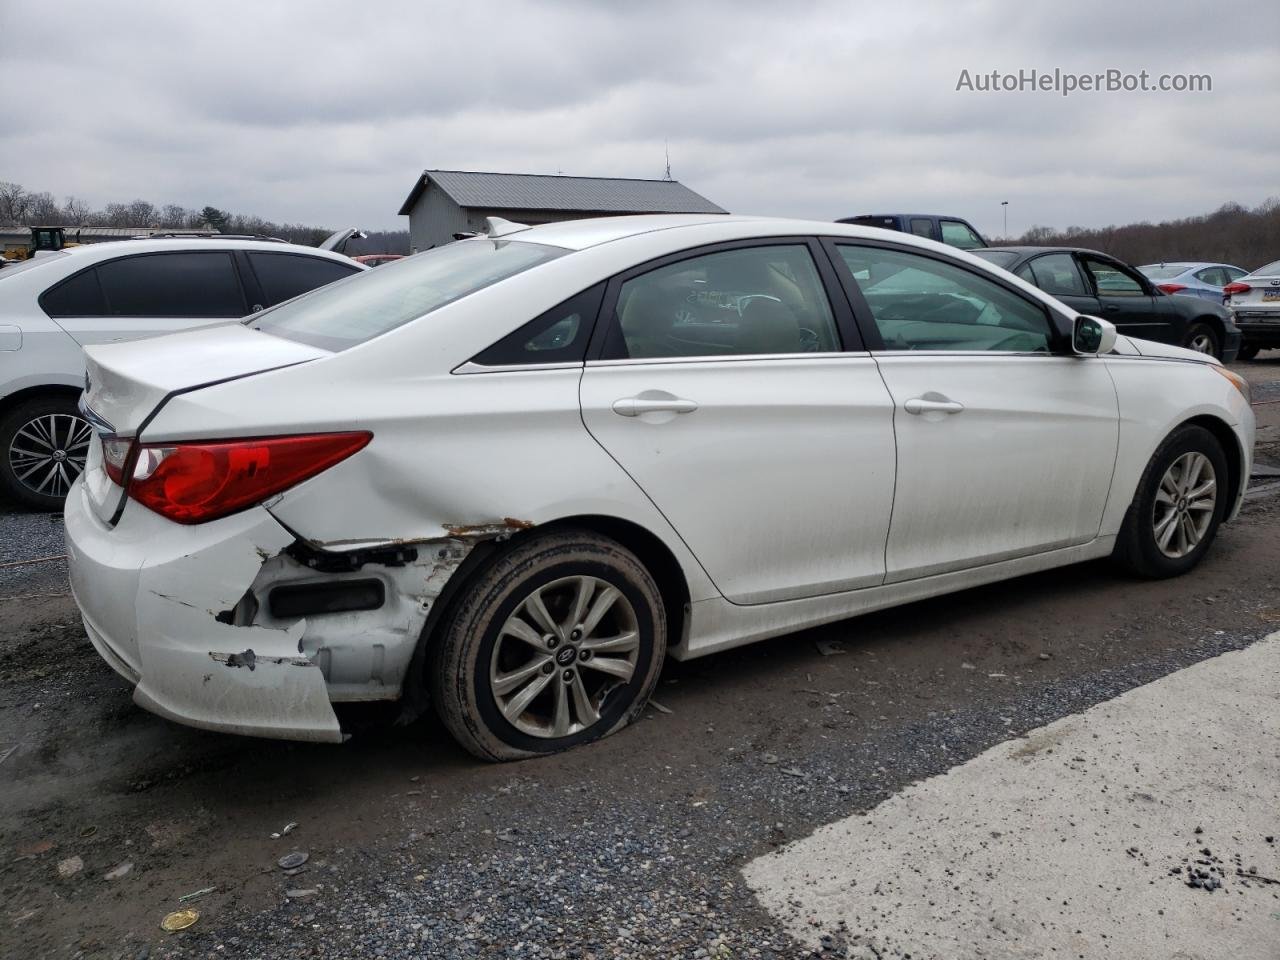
left=398, top=169, right=726, bottom=251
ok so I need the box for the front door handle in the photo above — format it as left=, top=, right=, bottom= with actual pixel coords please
left=1103, top=304, right=1121, bottom=312
left=612, top=396, right=699, bottom=417
left=904, top=396, right=964, bottom=416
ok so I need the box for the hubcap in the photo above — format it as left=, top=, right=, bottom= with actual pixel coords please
left=1188, top=333, right=1214, bottom=355
left=489, top=575, right=640, bottom=739
left=1152, top=452, right=1216, bottom=559
left=9, top=413, right=93, bottom=499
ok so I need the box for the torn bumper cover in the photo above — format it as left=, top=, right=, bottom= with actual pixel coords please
left=65, top=484, right=346, bottom=742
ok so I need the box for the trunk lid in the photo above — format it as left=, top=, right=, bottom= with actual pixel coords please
left=80, top=323, right=329, bottom=523
left=1226, top=273, right=1280, bottom=312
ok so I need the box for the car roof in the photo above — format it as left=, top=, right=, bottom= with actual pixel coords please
left=978, top=245, right=1111, bottom=260
left=500, top=213, right=999, bottom=253
left=59, top=237, right=360, bottom=263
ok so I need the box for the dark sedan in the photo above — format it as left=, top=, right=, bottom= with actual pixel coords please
left=973, top=247, right=1241, bottom=361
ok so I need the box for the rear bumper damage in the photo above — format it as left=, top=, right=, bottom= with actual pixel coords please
left=64, top=480, right=485, bottom=743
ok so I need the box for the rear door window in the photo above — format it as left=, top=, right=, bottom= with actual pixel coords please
left=247, top=253, right=362, bottom=306
left=471, top=284, right=605, bottom=366
left=1027, top=253, right=1088, bottom=296
left=909, top=218, right=935, bottom=239
left=95, top=252, right=247, bottom=317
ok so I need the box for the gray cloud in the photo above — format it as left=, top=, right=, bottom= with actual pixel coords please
left=0, top=0, right=1276, bottom=236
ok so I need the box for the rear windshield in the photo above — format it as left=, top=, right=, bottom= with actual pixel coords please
left=248, top=238, right=565, bottom=351
left=1252, top=260, right=1280, bottom=277
left=0, top=252, right=70, bottom=278
left=971, top=250, right=1020, bottom=268
left=1139, top=264, right=1190, bottom=280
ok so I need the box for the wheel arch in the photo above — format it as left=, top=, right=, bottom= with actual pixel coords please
left=0, top=383, right=84, bottom=419
left=399, top=513, right=692, bottom=723
left=1180, top=413, right=1244, bottom=516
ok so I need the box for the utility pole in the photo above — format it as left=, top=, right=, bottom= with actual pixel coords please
left=1001, top=200, right=1009, bottom=239
left=664, top=140, right=672, bottom=181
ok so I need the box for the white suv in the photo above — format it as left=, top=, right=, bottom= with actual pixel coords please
left=0, top=237, right=364, bottom=508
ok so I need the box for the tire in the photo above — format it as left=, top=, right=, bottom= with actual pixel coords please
left=0, top=396, right=93, bottom=510
left=1183, top=322, right=1221, bottom=359
left=1237, top=345, right=1260, bottom=361
left=430, top=529, right=667, bottom=761
left=1112, top=424, right=1229, bottom=579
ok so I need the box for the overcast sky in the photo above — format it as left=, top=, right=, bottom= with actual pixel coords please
left=1, top=0, right=1277, bottom=235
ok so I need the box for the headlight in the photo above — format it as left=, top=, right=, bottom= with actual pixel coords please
left=1210, top=364, right=1251, bottom=403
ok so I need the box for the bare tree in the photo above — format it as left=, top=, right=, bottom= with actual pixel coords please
left=0, top=182, right=29, bottom=224
left=63, top=196, right=92, bottom=223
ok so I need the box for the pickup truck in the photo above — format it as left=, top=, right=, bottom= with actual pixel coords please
left=836, top=214, right=987, bottom=250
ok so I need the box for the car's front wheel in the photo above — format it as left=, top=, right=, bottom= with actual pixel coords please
left=0, top=396, right=93, bottom=510
left=1183, top=322, right=1221, bottom=359
left=1113, top=424, right=1229, bottom=578
left=431, top=529, right=667, bottom=761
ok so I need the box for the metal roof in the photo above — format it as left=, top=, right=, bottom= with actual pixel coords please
left=398, top=169, right=726, bottom=217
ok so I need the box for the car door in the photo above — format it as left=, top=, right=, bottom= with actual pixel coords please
left=42, top=250, right=250, bottom=346
left=579, top=239, right=898, bottom=605
left=1077, top=253, right=1169, bottom=341
left=826, top=239, right=1119, bottom=583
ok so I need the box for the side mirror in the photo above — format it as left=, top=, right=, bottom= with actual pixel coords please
left=1073, top=315, right=1118, bottom=355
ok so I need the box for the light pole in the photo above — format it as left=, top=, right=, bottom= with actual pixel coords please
left=1001, top=201, right=1009, bottom=239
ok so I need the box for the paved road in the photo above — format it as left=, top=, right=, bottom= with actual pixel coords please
left=1, top=358, right=1278, bottom=959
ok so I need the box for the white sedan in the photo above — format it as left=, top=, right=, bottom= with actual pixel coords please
left=65, top=215, right=1255, bottom=760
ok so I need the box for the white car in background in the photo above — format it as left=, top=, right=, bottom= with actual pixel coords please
left=65, top=215, right=1253, bottom=761
left=0, top=237, right=364, bottom=508
left=1224, top=258, right=1280, bottom=360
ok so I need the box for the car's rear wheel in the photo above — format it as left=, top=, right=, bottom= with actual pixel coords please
left=1237, top=345, right=1260, bottom=361
left=0, top=396, right=93, bottom=510
left=1183, top=322, right=1220, bottom=358
left=430, top=529, right=666, bottom=761
left=1113, top=424, right=1229, bottom=578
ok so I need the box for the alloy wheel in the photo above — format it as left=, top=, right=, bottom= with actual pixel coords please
left=489, top=575, right=640, bottom=739
left=1151, top=451, right=1216, bottom=559
left=8, top=412, right=93, bottom=500
left=1187, top=332, right=1215, bottom=354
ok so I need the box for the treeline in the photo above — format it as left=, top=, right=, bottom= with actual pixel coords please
left=0, top=181, right=409, bottom=255
left=1001, top=198, right=1280, bottom=270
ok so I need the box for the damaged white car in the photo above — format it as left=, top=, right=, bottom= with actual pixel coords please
left=65, top=215, right=1255, bottom=760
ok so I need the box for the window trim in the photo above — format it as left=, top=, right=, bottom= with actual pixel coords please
left=819, top=236, right=1073, bottom=356
left=584, top=236, right=863, bottom=364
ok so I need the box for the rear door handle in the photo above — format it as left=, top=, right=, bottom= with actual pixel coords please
left=904, top=396, right=964, bottom=416
left=612, top=396, right=699, bottom=417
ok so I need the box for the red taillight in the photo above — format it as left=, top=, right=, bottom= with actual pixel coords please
left=127, top=432, right=371, bottom=524
left=1156, top=283, right=1186, bottom=294
left=102, top=437, right=135, bottom=486
left=1222, top=282, right=1251, bottom=296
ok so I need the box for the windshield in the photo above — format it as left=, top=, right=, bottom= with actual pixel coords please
left=248, top=239, right=566, bottom=351
left=1139, top=264, right=1191, bottom=280
left=971, top=250, right=1019, bottom=268
left=0, top=252, right=70, bottom=278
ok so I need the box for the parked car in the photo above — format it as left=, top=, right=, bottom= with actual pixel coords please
left=66, top=215, right=1253, bottom=760
left=973, top=247, right=1241, bottom=361
left=1138, top=262, right=1248, bottom=301
left=1224, top=259, right=1280, bottom=360
left=0, top=236, right=364, bottom=509
left=836, top=214, right=987, bottom=250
